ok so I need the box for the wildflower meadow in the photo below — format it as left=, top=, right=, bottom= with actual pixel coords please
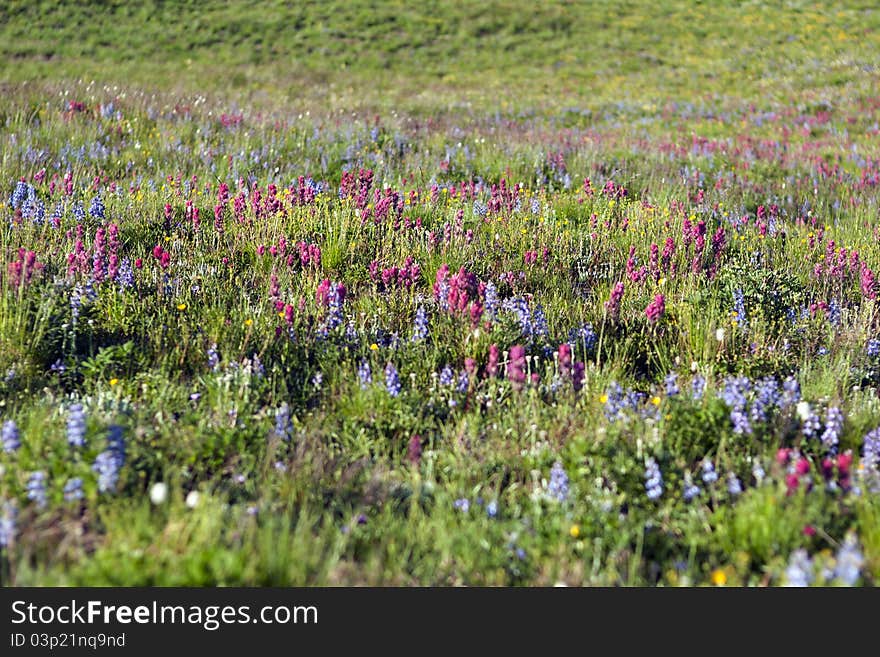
left=2, top=1, right=880, bottom=586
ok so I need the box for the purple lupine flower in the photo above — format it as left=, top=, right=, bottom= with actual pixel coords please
left=1, top=420, right=20, bottom=453
left=357, top=359, right=372, bottom=389
left=691, top=375, right=706, bottom=401
left=834, top=535, right=864, bottom=585
left=750, top=377, right=780, bottom=423
left=385, top=363, right=401, bottom=397
left=89, top=195, right=105, bottom=220
left=412, top=305, right=429, bottom=342
left=483, top=281, right=499, bottom=322
left=117, top=258, right=135, bottom=288
left=456, top=370, right=469, bottom=393
left=664, top=372, right=679, bottom=396
left=682, top=472, right=701, bottom=501
left=93, top=425, right=125, bottom=493
left=727, top=472, right=743, bottom=496
left=274, top=403, right=291, bottom=440
left=732, top=288, right=747, bottom=329
left=453, top=498, right=470, bottom=512
left=0, top=502, right=16, bottom=548
left=63, top=478, right=84, bottom=502
left=603, top=381, right=626, bottom=421
left=532, top=303, right=549, bottom=338
left=720, top=376, right=750, bottom=411
left=828, top=299, right=841, bottom=329
left=822, top=406, right=844, bottom=451
left=701, top=459, right=718, bottom=484
left=731, top=410, right=752, bottom=435
left=547, top=461, right=569, bottom=502
left=439, top=365, right=454, bottom=386
left=781, top=376, right=801, bottom=406
left=868, top=339, right=880, bottom=358
left=645, top=458, right=663, bottom=500
left=207, top=343, right=220, bottom=371
left=784, top=549, right=814, bottom=587
left=503, top=298, right=533, bottom=338
left=803, top=411, right=822, bottom=439
left=26, top=471, right=48, bottom=509
left=66, top=403, right=86, bottom=447
left=572, top=361, right=585, bottom=392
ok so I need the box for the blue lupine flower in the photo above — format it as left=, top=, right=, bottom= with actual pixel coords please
left=1, top=420, right=20, bottom=453
left=834, top=535, right=864, bottom=585
left=250, top=354, right=265, bottom=378
left=318, top=283, right=345, bottom=338
left=691, top=375, right=706, bottom=401
left=50, top=202, right=63, bottom=226
left=567, top=324, right=597, bottom=353
left=66, top=403, right=86, bottom=447
left=93, top=425, right=125, bottom=493
left=486, top=500, right=498, bottom=518
left=312, top=372, right=323, bottom=388
left=206, top=343, right=220, bottom=371
left=802, top=411, right=822, bottom=439
left=664, top=372, right=679, bottom=396
left=547, top=461, right=570, bottom=502
left=0, top=502, right=16, bottom=547
left=453, top=498, right=470, bottom=512
left=72, top=201, right=85, bottom=223
left=720, top=375, right=750, bottom=411
left=645, top=457, right=663, bottom=500
left=456, top=370, right=469, bottom=393
left=63, top=478, right=84, bottom=502
left=731, top=409, right=752, bottom=435
left=784, top=549, right=814, bottom=587
left=532, top=303, right=549, bottom=338
left=682, top=472, right=701, bottom=501
left=117, top=258, right=135, bottom=288
left=26, top=471, right=48, bottom=509
left=89, top=195, right=105, bottom=220
left=752, top=460, right=766, bottom=485
left=781, top=376, right=801, bottom=406
left=9, top=181, right=28, bottom=209
left=732, top=288, right=748, bottom=329
left=412, top=305, right=429, bottom=342
left=828, top=299, right=841, bottom=329
left=727, top=472, right=743, bottom=496
left=701, top=459, right=718, bottom=484
left=385, top=363, right=401, bottom=397
left=864, top=427, right=880, bottom=464
left=483, top=282, right=499, bottom=322
left=868, top=339, right=880, bottom=358
left=750, top=377, right=780, bottom=423
left=357, top=360, right=372, bottom=389
left=274, top=403, right=291, bottom=440
left=503, top=297, right=532, bottom=338
left=439, top=365, right=454, bottom=386
left=821, top=406, right=844, bottom=451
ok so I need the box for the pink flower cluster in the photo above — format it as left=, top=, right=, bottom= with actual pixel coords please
left=645, top=294, right=665, bottom=323
left=369, top=257, right=421, bottom=292
left=6, top=248, right=43, bottom=288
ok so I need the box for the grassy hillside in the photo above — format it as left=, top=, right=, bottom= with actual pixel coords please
left=2, top=1, right=880, bottom=112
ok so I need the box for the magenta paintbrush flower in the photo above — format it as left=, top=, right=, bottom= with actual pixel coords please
left=507, top=345, right=527, bottom=391
left=645, top=294, right=666, bottom=323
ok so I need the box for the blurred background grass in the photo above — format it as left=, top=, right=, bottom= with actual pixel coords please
left=2, top=1, right=879, bottom=114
